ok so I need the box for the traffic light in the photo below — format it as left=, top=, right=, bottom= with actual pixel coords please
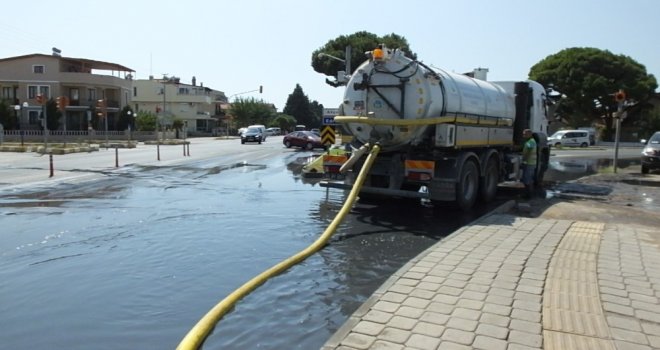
left=96, top=99, right=106, bottom=118
left=614, top=90, right=626, bottom=103
left=259, top=85, right=263, bottom=93
left=56, top=96, right=69, bottom=111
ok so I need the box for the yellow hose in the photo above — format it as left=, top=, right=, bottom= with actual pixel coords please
left=176, top=144, right=382, bottom=350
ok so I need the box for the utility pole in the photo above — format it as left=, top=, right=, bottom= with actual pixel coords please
left=36, top=94, right=48, bottom=152
left=97, top=99, right=108, bottom=149
left=613, top=89, right=626, bottom=173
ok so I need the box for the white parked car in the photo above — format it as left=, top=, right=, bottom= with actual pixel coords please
left=266, top=127, right=281, bottom=136
left=548, top=130, right=590, bottom=148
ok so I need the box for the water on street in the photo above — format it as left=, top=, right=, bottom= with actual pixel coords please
left=1, top=149, right=492, bottom=350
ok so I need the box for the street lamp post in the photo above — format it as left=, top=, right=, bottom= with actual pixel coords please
left=13, top=104, right=24, bottom=146
left=317, top=46, right=352, bottom=86
left=13, top=105, right=19, bottom=129
left=127, top=110, right=133, bottom=142
left=42, top=103, right=48, bottom=153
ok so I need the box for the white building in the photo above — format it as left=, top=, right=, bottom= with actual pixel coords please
left=132, top=76, right=227, bottom=134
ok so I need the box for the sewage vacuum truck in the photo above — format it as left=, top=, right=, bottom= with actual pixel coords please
left=321, top=45, right=550, bottom=210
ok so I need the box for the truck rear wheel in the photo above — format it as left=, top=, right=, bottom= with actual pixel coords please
left=456, top=160, right=479, bottom=210
left=479, top=158, right=498, bottom=203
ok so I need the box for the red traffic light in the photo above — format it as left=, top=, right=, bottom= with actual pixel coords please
left=56, top=96, right=70, bottom=111
left=614, top=90, right=626, bottom=102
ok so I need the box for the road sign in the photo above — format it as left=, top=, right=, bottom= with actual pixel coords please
left=323, top=116, right=335, bottom=125
left=323, top=108, right=339, bottom=125
left=321, top=125, right=335, bottom=146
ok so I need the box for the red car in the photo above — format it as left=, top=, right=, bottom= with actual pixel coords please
left=283, top=131, right=325, bottom=150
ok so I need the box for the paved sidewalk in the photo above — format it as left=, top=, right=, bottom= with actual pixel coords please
left=322, top=213, right=660, bottom=349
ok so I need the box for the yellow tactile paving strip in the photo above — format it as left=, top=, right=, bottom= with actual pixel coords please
left=543, top=221, right=616, bottom=350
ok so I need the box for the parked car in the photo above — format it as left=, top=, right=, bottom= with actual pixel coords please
left=283, top=131, right=325, bottom=150
left=266, top=127, right=281, bottom=136
left=241, top=126, right=265, bottom=144
left=641, top=131, right=660, bottom=174
left=548, top=130, right=590, bottom=148
left=294, top=125, right=306, bottom=131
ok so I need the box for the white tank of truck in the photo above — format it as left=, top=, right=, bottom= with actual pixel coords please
left=341, top=45, right=546, bottom=151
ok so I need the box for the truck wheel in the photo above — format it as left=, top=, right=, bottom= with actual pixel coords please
left=479, top=158, right=498, bottom=203
left=456, top=160, right=479, bottom=210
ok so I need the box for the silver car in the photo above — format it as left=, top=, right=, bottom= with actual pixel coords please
left=641, top=131, right=660, bottom=174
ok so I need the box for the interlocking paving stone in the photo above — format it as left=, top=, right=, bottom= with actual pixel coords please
left=441, top=328, right=474, bottom=345
left=376, top=327, right=410, bottom=344
left=340, top=333, right=376, bottom=349
left=353, top=321, right=386, bottom=336
left=367, top=340, right=403, bottom=350
left=404, top=334, right=441, bottom=349
left=411, top=321, right=445, bottom=337
left=395, top=306, right=424, bottom=319
left=472, top=335, right=508, bottom=350
left=479, top=312, right=510, bottom=327
left=543, top=330, right=616, bottom=350
left=509, top=329, right=543, bottom=347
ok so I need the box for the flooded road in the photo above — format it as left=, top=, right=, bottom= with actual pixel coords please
left=0, top=148, right=494, bottom=350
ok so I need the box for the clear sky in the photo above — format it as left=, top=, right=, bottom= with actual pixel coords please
left=1, top=0, right=658, bottom=111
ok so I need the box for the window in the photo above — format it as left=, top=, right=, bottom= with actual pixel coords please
left=178, top=87, right=190, bottom=95
left=33, top=65, right=45, bottom=74
left=28, top=110, right=40, bottom=125
left=28, top=85, right=50, bottom=99
left=39, top=86, right=50, bottom=98
left=70, top=88, right=79, bottom=101
left=28, top=86, right=38, bottom=99
left=2, top=87, right=12, bottom=99
left=133, top=86, right=137, bottom=97
left=88, top=89, right=96, bottom=101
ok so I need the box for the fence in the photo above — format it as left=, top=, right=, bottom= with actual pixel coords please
left=1, top=130, right=176, bottom=143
